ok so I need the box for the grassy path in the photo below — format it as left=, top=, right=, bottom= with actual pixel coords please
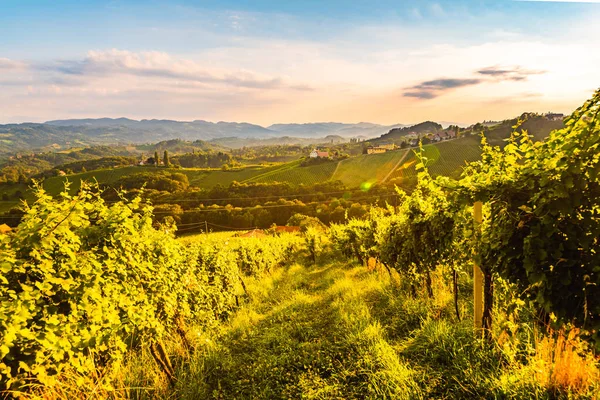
left=123, top=254, right=592, bottom=399
left=169, top=260, right=428, bottom=399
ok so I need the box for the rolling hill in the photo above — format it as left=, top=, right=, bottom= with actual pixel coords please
left=372, top=121, right=443, bottom=144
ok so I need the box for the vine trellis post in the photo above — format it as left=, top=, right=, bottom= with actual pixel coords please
left=473, top=201, right=484, bottom=334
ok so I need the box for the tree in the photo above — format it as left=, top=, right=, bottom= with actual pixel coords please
left=163, top=150, right=170, bottom=167
left=303, top=226, right=322, bottom=264
left=154, top=151, right=160, bottom=166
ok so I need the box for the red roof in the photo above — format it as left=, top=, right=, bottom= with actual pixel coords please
left=239, top=229, right=267, bottom=238
left=316, top=151, right=329, bottom=157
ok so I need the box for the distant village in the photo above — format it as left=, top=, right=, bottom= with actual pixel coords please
left=357, top=112, right=564, bottom=156
left=362, top=127, right=458, bottom=155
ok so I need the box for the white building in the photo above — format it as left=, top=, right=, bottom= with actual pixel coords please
left=309, top=149, right=330, bottom=158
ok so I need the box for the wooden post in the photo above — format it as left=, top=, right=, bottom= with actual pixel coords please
left=473, top=201, right=484, bottom=333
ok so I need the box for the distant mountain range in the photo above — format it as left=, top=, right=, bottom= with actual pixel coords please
left=43, top=118, right=403, bottom=140
left=267, top=122, right=406, bottom=138
left=0, top=118, right=408, bottom=156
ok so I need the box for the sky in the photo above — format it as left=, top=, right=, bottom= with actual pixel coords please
left=1, top=0, right=599, bottom=126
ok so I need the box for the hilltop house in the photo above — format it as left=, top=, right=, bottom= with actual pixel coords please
left=431, top=129, right=458, bottom=143
left=309, top=149, right=330, bottom=158
left=546, top=113, right=564, bottom=121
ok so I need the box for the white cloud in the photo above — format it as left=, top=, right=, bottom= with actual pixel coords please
left=1, top=5, right=599, bottom=125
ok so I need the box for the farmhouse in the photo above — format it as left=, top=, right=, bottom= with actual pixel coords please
left=378, top=143, right=396, bottom=151
left=367, top=147, right=387, bottom=155
left=367, top=143, right=397, bottom=154
left=546, top=113, right=564, bottom=121
left=309, top=149, right=330, bottom=158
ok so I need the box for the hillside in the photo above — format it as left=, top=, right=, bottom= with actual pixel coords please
left=246, top=160, right=338, bottom=185
left=484, top=115, right=564, bottom=146
left=136, top=139, right=221, bottom=153
left=372, top=121, right=443, bottom=144
left=332, top=150, right=409, bottom=188
left=45, top=118, right=274, bottom=139
left=0, top=123, right=94, bottom=156
left=380, top=115, right=564, bottom=188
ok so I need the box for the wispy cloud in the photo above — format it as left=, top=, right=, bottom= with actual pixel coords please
left=33, top=49, right=312, bottom=91
left=404, top=78, right=482, bottom=99
left=404, top=65, right=547, bottom=99
left=477, top=66, right=545, bottom=81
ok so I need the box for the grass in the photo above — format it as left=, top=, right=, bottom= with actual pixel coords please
left=161, top=259, right=427, bottom=399
left=25, top=242, right=600, bottom=399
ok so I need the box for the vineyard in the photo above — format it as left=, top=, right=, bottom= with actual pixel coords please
left=331, top=150, right=409, bottom=188
left=389, top=135, right=483, bottom=188
left=1, top=91, right=600, bottom=399
left=247, top=161, right=338, bottom=186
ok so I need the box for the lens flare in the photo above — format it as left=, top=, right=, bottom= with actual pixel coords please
left=360, top=181, right=373, bottom=191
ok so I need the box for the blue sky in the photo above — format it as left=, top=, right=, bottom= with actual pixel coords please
left=1, top=0, right=599, bottom=124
